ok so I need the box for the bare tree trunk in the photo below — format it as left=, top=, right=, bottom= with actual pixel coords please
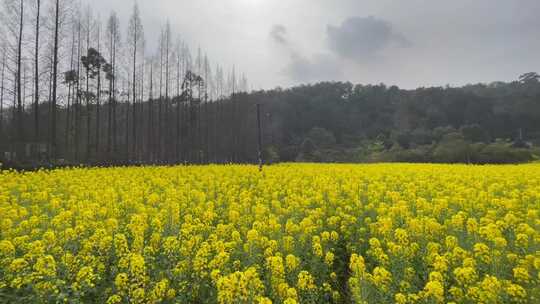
left=211, top=93, right=217, bottom=162
left=12, top=72, right=17, bottom=158
left=66, top=27, right=76, bottom=160
left=34, top=0, right=41, bottom=143
left=188, top=76, right=194, bottom=163
left=23, top=66, right=27, bottom=113
left=96, top=22, right=101, bottom=158
left=203, top=56, right=209, bottom=163
left=131, top=26, right=137, bottom=161
left=111, top=35, right=117, bottom=157
left=164, top=26, right=170, bottom=163
left=139, top=52, right=144, bottom=161
left=232, top=68, right=238, bottom=162
left=148, top=61, right=153, bottom=162
left=158, top=36, right=163, bottom=161
left=75, top=20, right=82, bottom=162
left=0, top=53, right=5, bottom=137
left=51, top=0, right=60, bottom=160
left=125, top=77, right=129, bottom=161
left=176, top=48, right=181, bottom=162
left=65, top=82, right=71, bottom=159
left=107, top=24, right=113, bottom=157
left=47, top=50, right=53, bottom=159
left=85, top=14, right=91, bottom=162
left=16, top=0, right=24, bottom=160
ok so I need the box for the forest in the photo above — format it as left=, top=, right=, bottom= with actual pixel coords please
left=0, top=0, right=249, bottom=168
left=249, top=75, right=540, bottom=164
left=1, top=0, right=539, bottom=168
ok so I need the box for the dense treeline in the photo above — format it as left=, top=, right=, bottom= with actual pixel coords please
left=249, top=74, right=540, bottom=164
left=2, top=72, right=540, bottom=166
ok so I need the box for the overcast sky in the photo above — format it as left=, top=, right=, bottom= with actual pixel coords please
left=85, top=0, right=540, bottom=90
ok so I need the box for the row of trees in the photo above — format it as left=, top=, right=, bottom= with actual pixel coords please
left=0, top=0, right=250, bottom=166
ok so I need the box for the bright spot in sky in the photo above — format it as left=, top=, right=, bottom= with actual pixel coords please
left=239, top=0, right=263, bottom=7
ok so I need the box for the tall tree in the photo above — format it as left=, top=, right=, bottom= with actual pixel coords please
left=175, top=38, right=182, bottom=161
left=203, top=53, right=211, bottom=161
left=164, top=21, right=171, bottom=162
left=138, top=44, right=145, bottom=160
left=33, top=0, right=41, bottom=142
left=158, top=29, right=164, bottom=160
left=64, top=26, right=77, bottom=159
left=50, top=0, right=61, bottom=159
left=83, top=7, right=93, bottom=161
left=124, top=76, right=129, bottom=159
left=106, top=12, right=120, bottom=157
left=7, top=0, right=25, bottom=160
left=203, top=54, right=211, bottom=101
left=75, top=16, right=82, bottom=161
left=240, top=73, right=248, bottom=93
left=147, top=55, right=154, bottom=161
left=215, top=64, right=224, bottom=99
left=95, top=19, right=100, bottom=157
left=0, top=50, right=5, bottom=139
left=127, top=1, right=143, bottom=161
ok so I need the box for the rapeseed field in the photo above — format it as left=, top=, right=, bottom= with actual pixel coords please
left=0, top=164, right=539, bottom=303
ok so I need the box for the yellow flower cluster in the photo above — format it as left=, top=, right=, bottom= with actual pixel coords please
left=0, top=164, right=539, bottom=303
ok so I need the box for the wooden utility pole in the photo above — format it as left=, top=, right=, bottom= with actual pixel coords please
left=256, top=103, right=263, bottom=172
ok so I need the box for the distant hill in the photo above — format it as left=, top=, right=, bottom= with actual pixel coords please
left=228, top=75, right=540, bottom=163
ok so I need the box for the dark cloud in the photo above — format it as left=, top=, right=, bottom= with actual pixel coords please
left=283, top=53, right=342, bottom=83
left=327, top=16, right=410, bottom=61
left=270, top=25, right=288, bottom=45
left=270, top=25, right=342, bottom=83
